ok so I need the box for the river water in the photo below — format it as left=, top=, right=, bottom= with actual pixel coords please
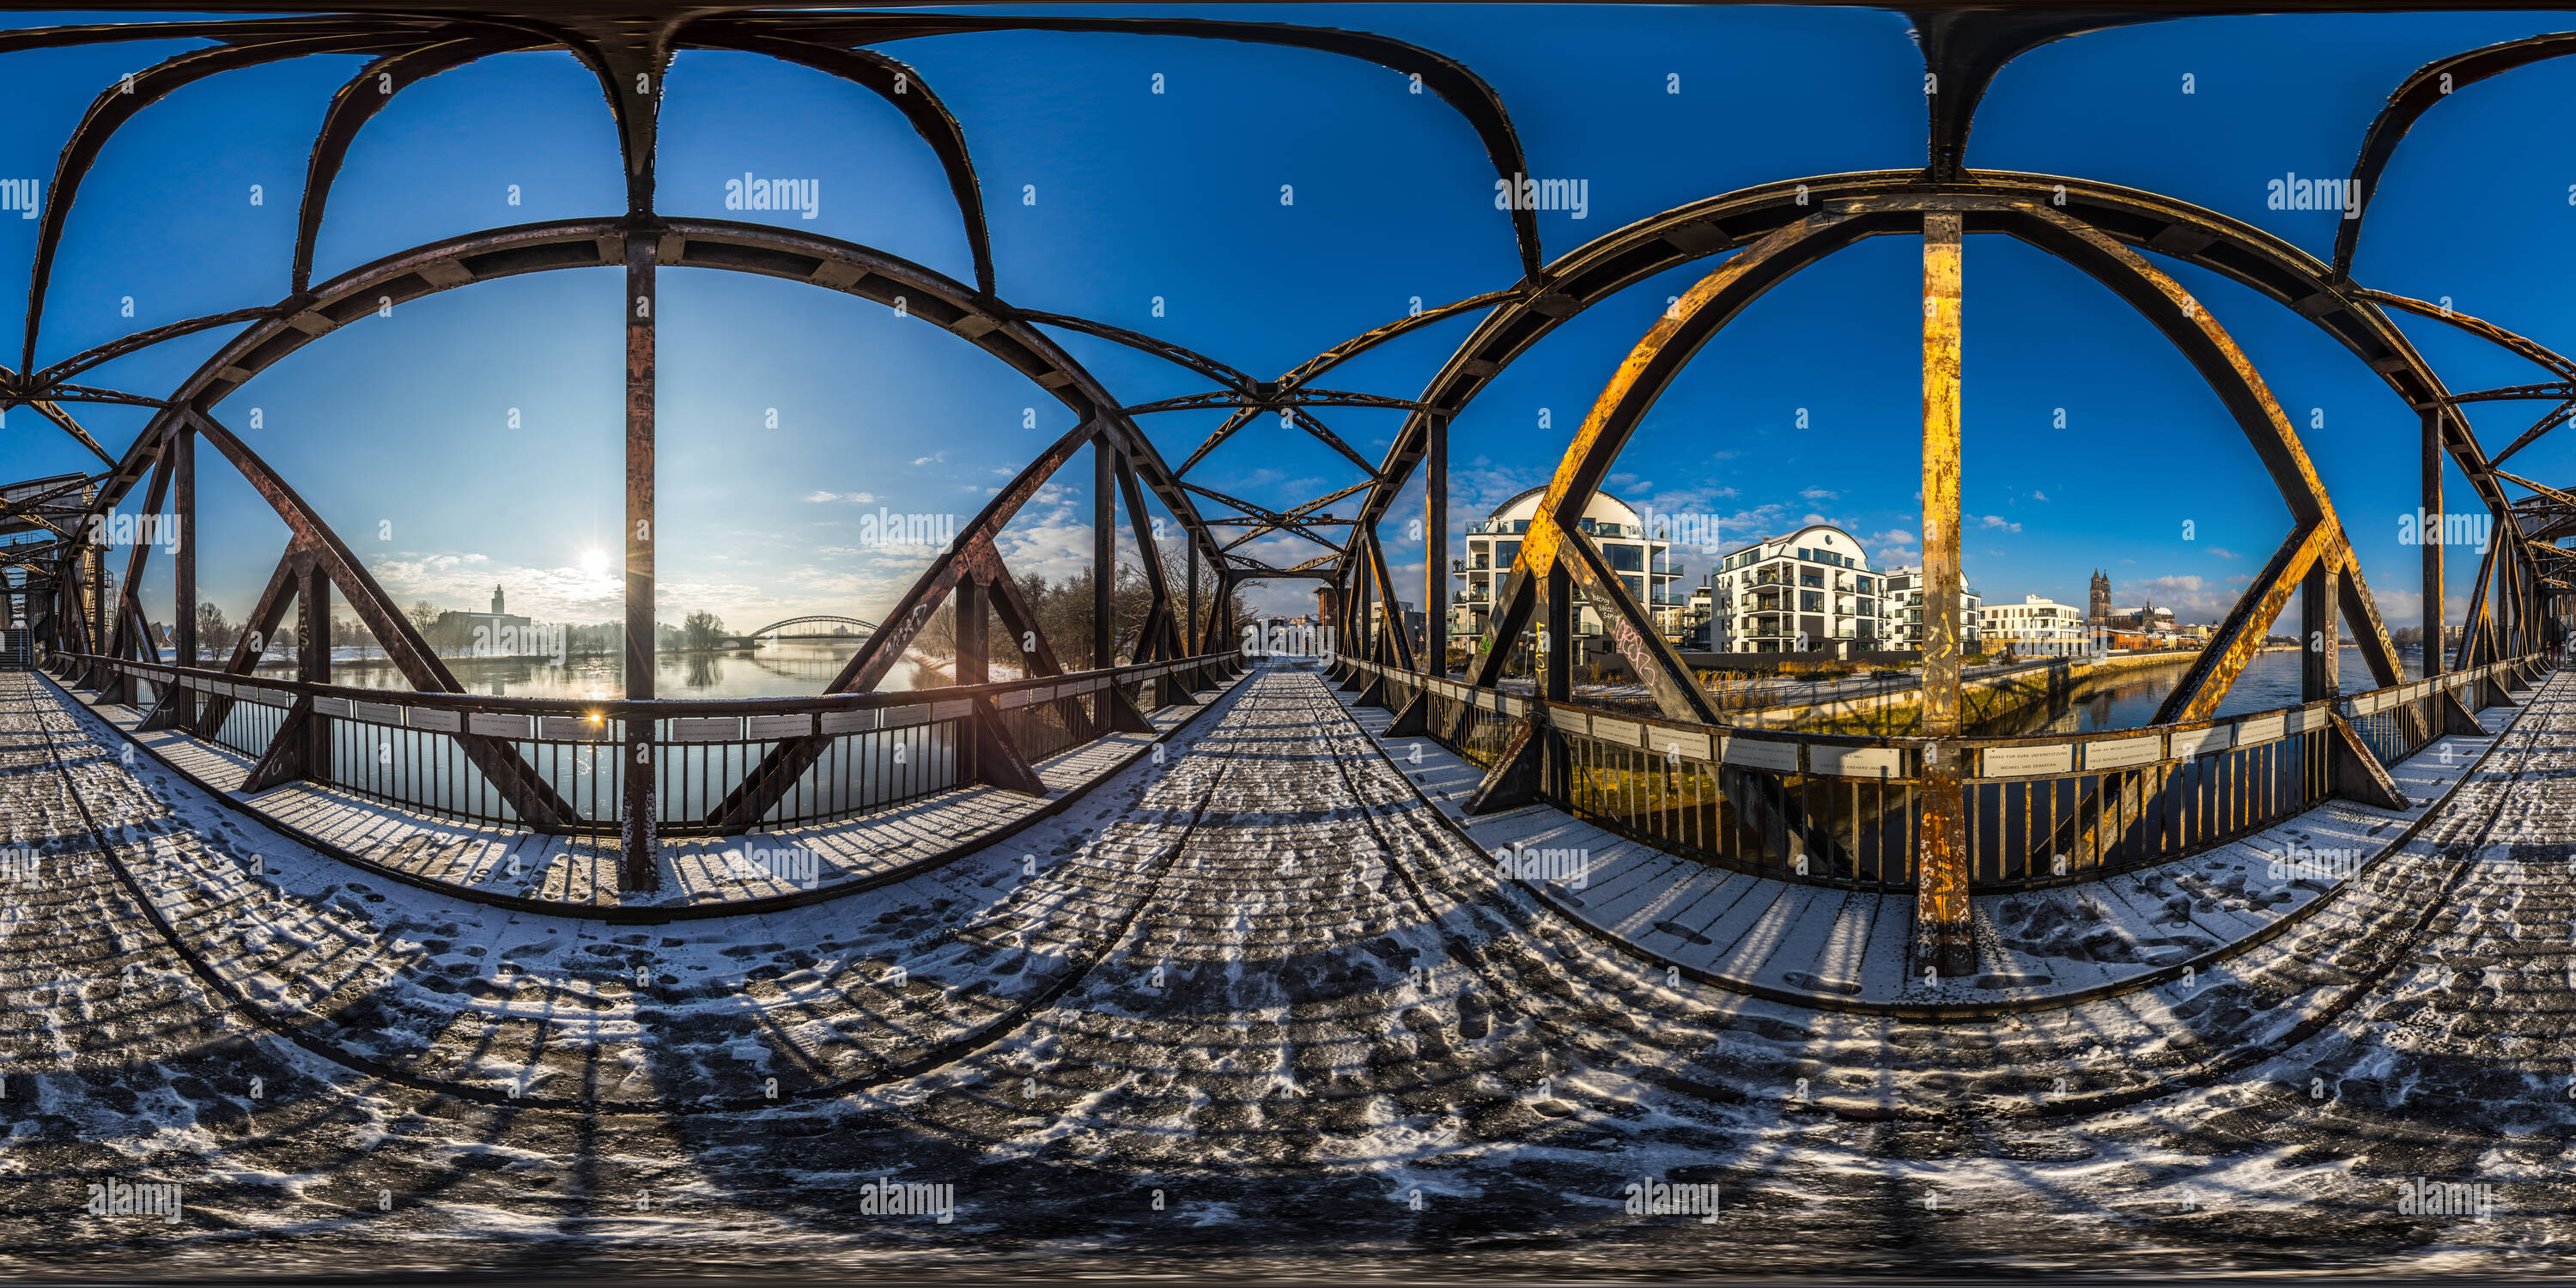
left=1980, top=645, right=2429, bottom=736
left=274, top=639, right=928, bottom=701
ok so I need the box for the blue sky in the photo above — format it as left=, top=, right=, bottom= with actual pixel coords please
left=3, top=5, right=2573, bottom=638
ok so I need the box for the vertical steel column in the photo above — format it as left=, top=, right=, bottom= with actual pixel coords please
left=1916, top=212, right=1972, bottom=980
left=299, top=560, right=330, bottom=775
left=620, top=232, right=659, bottom=892
left=1093, top=434, right=1115, bottom=670
left=85, top=482, right=105, bottom=659
left=1425, top=412, right=1449, bottom=677
left=174, top=429, right=196, bottom=672
left=2303, top=561, right=2338, bottom=700
left=1543, top=564, right=1571, bottom=704
left=1186, top=543, right=1200, bottom=658
left=957, top=578, right=989, bottom=684
left=2421, top=408, right=2442, bottom=680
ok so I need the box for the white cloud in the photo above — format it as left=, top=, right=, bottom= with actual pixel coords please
left=803, top=490, right=878, bottom=504
left=1977, top=514, right=2021, bottom=533
left=913, top=451, right=949, bottom=466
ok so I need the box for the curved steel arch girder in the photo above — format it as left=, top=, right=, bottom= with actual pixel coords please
left=19, top=28, right=434, bottom=374
left=679, top=25, right=995, bottom=295
left=64, top=218, right=1228, bottom=721
left=294, top=33, right=546, bottom=295
left=743, top=12, right=1544, bottom=281
left=1909, top=9, right=2158, bottom=181
left=2331, top=30, right=2576, bottom=281
left=1340, top=169, right=2530, bottom=614
left=82, top=216, right=1223, bottom=581
left=1455, top=192, right=2402, bottom=730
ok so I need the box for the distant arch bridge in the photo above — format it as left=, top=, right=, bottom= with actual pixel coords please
left=740, top=616, right=878, bottom=642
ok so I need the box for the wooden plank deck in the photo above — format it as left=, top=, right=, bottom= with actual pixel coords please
left=55, top=668, right=1248, bottom=915
left=1332, top=666, right=2537, bottom=1014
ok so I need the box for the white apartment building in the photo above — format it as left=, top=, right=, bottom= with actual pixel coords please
left=1450, top=489, right=1685, bottom=641
left=1705, top=524, right=1884, bottom=659
left=1979, top=594, right=2092, bottom=657
left=1879, top=566, right=1983, bottom=653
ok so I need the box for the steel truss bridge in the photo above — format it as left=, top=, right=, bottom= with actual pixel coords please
left=7, top=2, right=2571, bottom=966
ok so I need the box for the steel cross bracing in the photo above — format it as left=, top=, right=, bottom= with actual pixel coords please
left=3, top=5, right=2570, bottom=914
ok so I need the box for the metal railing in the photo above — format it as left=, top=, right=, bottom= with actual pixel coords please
left=48, top=650, right=1241, bottom=840
left=1339, top=651, right=2548, bottom=893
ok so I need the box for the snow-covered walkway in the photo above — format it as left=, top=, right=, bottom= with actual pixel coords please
left=3, top=662, right=2573, bottom=1276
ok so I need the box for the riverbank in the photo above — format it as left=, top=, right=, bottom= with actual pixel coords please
left=1747, top=649, right=2202, bottom=734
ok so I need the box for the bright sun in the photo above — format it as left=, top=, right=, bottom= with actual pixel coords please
left=580, top=549, right=609, bottom=577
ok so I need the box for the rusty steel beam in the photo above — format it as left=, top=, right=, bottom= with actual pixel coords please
left=100, top=445, right=175, bottom=701
left=2446, top=381, right=2576, bottom=404
left=294, top=34, right=539, bottom=295
left=1917, top=210, right=1971, bottom=980
left=21, top=31, right=429, bottom=374
left=2356, top=288, right=2576, bottom=380
left=59, top=219, right=1230, bottom=580
left=186, top=409, right=575, bottom=825
left=1362, top=530, right=1415, bottom=672
left=1182, top=482, right=1344, bottom=554
left=1115, top=451, right=1184, bottom=665
left=1123, top=389, right=1428, bottom=417
left=2163, top=521, right=2334, bottom=726
left=2487, top=397, right=2576, bottom=467
left=773, top=12, right=1544, bottom=279
left=26, top=401, right=118, bottom=468
left=686, top=26, right=995, bottom=295
left=620, top=225, right=659, bottom=888
left=2332, top=30, right=2576, bottom=281
left=1456, top=206, right=1882, bottom=706
left=2494, top=468, right=2576, bottom=513
left=2423, top=407, right=2445, bottom=681
left=32, top=307, right=277, bottom=388
left=1018, top=310, right=1255, bottom=395
left=1425, top=410, right=1448, bottom=677
left=2009, top=202, right=2403, bottom=706
left=1334, top=172, right=2526, bottom=605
